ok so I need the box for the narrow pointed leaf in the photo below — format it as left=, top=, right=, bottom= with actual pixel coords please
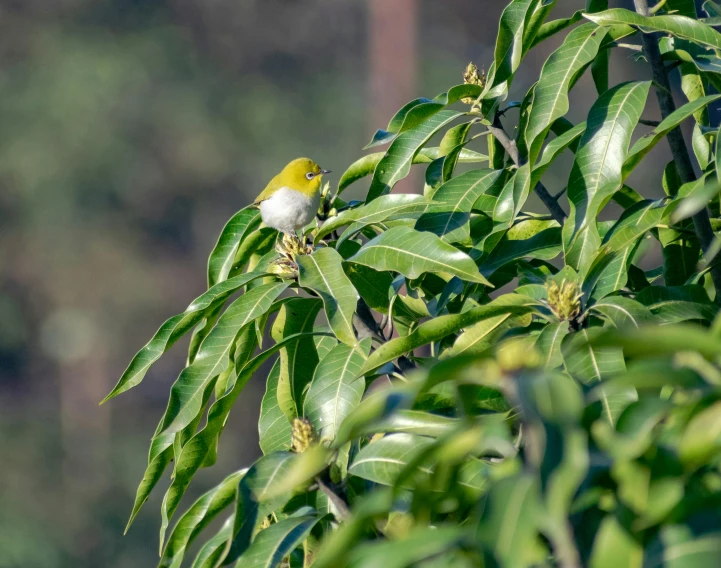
left=102, top=272, right=271, bottom=402
left=637, top=285, right=717, bottom=323
left=236, top=515, right=321, bottom=568
left=157, top=281, right=289, bottom=436
left=298, top=247, right=359, bottom=346
left=415, top=169, right=504, bottom=242
left=366, top=110, right=465, bottom=202
left=563, top=81, right=651, bottom=274
left=535, top=322, right=569, bottom=369
left=208, top=208, right=260, bottom=287
left=304, top=338, right=371, bottom=441
left=160, top=471, right=243, bottom=568
left=348, top=226, right=492, bottom=285
left=258, top=361, right=291, bottom=454
left=525, top=23, right=608, bottom=159
left=349, top=433, right=434, bottom=486
left=585, top=9, right=721, bottom=52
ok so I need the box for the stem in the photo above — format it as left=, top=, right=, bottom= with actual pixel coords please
left=489, top=117, right=568, bottom=225
left=633, top=0, right=721, bottom=292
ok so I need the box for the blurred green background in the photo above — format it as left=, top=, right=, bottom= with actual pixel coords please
left=0, top=0, right=652, bottom=566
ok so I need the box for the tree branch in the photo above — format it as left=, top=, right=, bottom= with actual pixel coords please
left=489, top=117, right=568, bottom=225
left=633, top=0, right=721, bottom=292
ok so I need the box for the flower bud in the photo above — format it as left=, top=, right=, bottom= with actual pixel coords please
left=291, top=417, right=317, bottom=453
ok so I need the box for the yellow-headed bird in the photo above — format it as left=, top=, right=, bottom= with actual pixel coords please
left=253, top=158, right=330, bottom=237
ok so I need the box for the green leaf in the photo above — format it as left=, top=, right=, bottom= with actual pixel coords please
left=486, top=0, right=538, bottom=93
left=592, top=324, right=721, bottom=359
left=316, top=194, right=431, bottom=242
left=337, top=147, right=486, bottom=194
left=589, top=516, right=643, bottom=568
left=352, top=410, right=458, bottom=439
left=160, top=471, right=243, bottom=568
left=531, top=11, right=584, bottom=48
left=236, top=515, right=321, bottom=568
left=679, top=401, right=721, bottom=469
left=670, top=173, right=721, bottom=223
left=349, top=433, right=434, bottom=486
left=191, top=516, right=234, bottom=568
left=415, top=169, right=504, bottom=243
left=636, top=285, right=717, bottom=323
left=102, top=271, right=271, bottom=402
left=156, top=281, right=289, bottom=436
left=208, top=208, right=260, bottom=287
left=563, top=81, right=651, bottom=274
left=603, top=199, right=668, bottom=253
left=366, top=110, right=465, bottom=202
left=304, top=338, right=371, bottom=441
left=479, top=218, right=561, bottom=277
left=585, top=9, right=721, bottom=52
left=228, top=452, right=298, bottom=563
left=588, top=297, right=655, bottom=328
left=298, top=247, right=359, bottom=346
left=360, top=296, right=536, bottom=375
left=443, top=310, right=532, bottom=358
left=258, top=361, right=291, bottom=454
left=562, top=328, right=627, bottom=424
left=531, top=121, right=586, bottom=187
left=346, top=526, right=468, bottom=568
left=623, top=94, right=721, bottom=180
left=160, top=329, right=330, bottom=541
left=272, top=298, right=324, bottom=420
left=348, top=226, right=492, bottom=285
left=476, top=475, right=543, bottom=567
left=535, top=322, right=569, bottom=369
left=365, top=85, right=481, bottom=149
left=525, top=23, right=608, bottom=159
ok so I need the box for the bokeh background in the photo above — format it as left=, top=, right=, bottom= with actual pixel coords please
left=0, top=0, right=690, bottom=566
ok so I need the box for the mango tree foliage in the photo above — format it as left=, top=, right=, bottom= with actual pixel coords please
left=108, top=2, right=721, bottom=566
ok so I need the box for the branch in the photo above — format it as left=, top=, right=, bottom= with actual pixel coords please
left=633, top=0, right=721, bottom=292
left=489, top=117, right=568, bottom=225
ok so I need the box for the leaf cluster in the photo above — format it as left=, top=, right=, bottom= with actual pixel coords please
left=107, top=1, right=721, bottom=566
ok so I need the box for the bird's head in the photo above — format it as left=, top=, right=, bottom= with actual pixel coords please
left=278, top=157, right=330, bottom=197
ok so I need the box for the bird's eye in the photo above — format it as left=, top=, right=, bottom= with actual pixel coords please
left=305, top=172, right=315, bottom=180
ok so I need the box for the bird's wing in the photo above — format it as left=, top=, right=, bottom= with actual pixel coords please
left=253, top=173, right=283, bottom=206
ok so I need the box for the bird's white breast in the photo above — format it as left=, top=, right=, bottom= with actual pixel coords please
left=259, top=186, right=319, bottom=234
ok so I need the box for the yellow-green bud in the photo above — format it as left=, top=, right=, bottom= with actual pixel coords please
left=545, top=279, right=582, bottom=322
left=462, top=62, right=486, bottom=104
left=291, top=418, right=317, bottom=453
left=268, top=257, right=299, bottom=279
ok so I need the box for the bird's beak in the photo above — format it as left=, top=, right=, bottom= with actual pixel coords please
left=321, top=169, right=331, bottom=175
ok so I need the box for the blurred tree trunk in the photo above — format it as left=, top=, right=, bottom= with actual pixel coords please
left=368, top=0, right=419, bottom=193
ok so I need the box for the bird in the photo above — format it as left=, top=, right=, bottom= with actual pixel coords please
left=253, top=158, right=331, bottom=249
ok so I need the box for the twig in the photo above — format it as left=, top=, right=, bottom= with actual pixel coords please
left=488, top=116, right=568, bottom=225
left=633, top=0, right=721, bottom=292
left=639, top=118, right=661, bottom=127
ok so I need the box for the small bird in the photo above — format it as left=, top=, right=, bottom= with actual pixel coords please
left=253, top=158, right=330, bottom=246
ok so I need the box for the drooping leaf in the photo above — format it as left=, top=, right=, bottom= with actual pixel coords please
left=415, top=169, right=504, bottom=243
left=622, top=94, right=721, bottom=180
left=366, top=110, right=466, bottom=202
left=159, top=471, right=243, bottom=568
left=337, top=146, right=486, bottom=194
left=316, top=194, right=431, bottom=242
left=208, top=208, right=260, bottom=287
left=588, top=297, right=655, bottom=328
left=563, top=81, right=651, bottom=275
left=298, top=247, right=359, bottom=346
left=304, top=338, right=371, bottom=441
left=535, top=322, right=569, bottom=369
left=191, top=516, right=234, bottom=568
left=235, top=514, right=321, bottom=568
left=531, top=121, right=586, bottom=187
left=272, top=298, right=323, bottom=420
left=102, top=271, right=271, bottom=402
left=258, top=361, right=291, bottom=455
left=156, top=281, right=289, bottom=436
left=349, top=433, right=435, bottom=486
left=348, top=226, right=492, bottom=285
left=525, top=22, right=608, bottom=159
left=160, top=329, right=329, bottom=540
left=636, top=285, right=717, bottom=323
left=585, top=9, right=721, bottom=52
